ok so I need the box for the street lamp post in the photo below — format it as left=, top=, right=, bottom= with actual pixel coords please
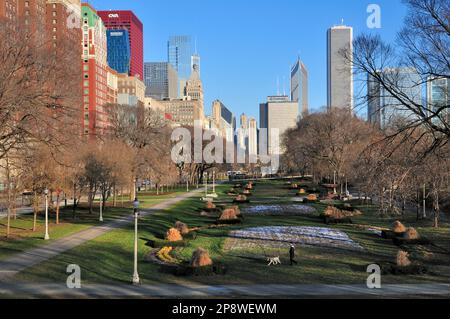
left=333, top=171, right=337, bottom=194
left=132, top=198, right=140, bottom=285
left=99, top=196, right=103, bottom=222
left=44, top=189, right=50, bottom=240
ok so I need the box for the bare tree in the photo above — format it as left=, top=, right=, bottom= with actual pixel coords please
left=345, top=0, right=449, bottom=155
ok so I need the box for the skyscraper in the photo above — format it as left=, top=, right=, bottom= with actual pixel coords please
left=260, top=96, right=299, bottom=155
left=248, top=117, right=258, bottom=161
left=81, top=3, right=109, bottom=136
left=168, top=35, right=193, bottom=96
left=237, top=113, right=249, bottom=156
left=97, top=10, right=144, bottom=79
left=184, top=64, right=203, bottom=105
left=327, top=25, right=353, bottom=111
left=46, top=0, right=82, bottom=51
left=291, top=58, right=309, bottom=117
left=367, top=68, right=422, bottom=130
left=212, top=99, right=236, bottom=143
left=106, top=29, right=130, bottom=74
left=144, top=62, right=178, bottom=100
left=158, top=65, right=205, bottom=127
left=240, top=113, right=248, bottom=129
left=191, top=53, right=201, bottom=77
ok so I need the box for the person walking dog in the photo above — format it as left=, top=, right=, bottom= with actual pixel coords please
left=289, top=244, right=297, bottom=266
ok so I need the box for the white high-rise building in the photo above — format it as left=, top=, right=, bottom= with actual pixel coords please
left=327, top=24, right=353, bottom=111
left=248, top=117, right=258, bottom=162
left=260, top=96, right=299, bottom=155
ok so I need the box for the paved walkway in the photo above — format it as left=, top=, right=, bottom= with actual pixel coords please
left=0, top=282, right=449, bottom=298
left=0, top=189, right=203, bottom=282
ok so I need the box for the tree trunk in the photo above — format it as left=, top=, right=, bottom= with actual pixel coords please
left=6, top=207, right=11, bottom=238
left=433, top=194, right=440, bottom=228
left=416, top=190, right=420, bottom=221
left=113, top=185, right=117, bottom=207
left=56, top=192, right=60, bottom=225
left=32, top=194, right=39, bottom=232
left=121, top=187, right=124, bottom=208
left=72, top=182, right=77, bottom=219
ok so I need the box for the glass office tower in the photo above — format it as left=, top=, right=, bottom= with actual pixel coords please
left=427, top=77, right=449, bottom=125
left=168, top=35, right=193, bottom=82
left=106, top=29, right=131, bottom=75
left=144, top=62, right=178, bottom=99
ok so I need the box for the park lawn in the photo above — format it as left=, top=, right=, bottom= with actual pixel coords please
left=0, top=189, right=188, bottom=261
left=15, top=181, right=450, bottom=286
left=101, top=186, right=188, bottom=209
left=0, top=205, right=132, bottom=261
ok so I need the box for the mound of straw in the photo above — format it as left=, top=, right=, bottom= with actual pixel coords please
left=191, top=248, right=213, bottom=267
left=166, top=228, right=183, bottom=242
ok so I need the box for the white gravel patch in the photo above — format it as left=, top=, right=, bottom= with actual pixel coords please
left=242, top=204, right=316, bottom=215
left=229, top=226, right=364, bottom=251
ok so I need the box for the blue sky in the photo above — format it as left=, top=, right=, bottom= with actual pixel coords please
left=89, top=0, right=408, bottom=122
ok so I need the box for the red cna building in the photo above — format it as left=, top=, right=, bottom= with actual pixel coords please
left=97, top=10, right=143, bottom=80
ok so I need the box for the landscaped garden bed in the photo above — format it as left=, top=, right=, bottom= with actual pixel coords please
left=242, top=204, right=316, bottom=216
left=227, top=226, right=364, bottom=251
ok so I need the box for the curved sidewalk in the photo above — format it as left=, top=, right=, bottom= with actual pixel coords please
left=0, top=189, right=203, bottom=282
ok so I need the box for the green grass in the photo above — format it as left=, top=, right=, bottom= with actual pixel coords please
left=14, top=180, right=450, bottom=286
left=0, top=188, right=189, bottom=261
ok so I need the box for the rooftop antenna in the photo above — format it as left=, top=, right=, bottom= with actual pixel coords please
left=194, top=36, right=198, bottom=54
left=277, top=76, right=280, bottom=96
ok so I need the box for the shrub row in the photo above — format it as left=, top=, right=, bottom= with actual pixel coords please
left=159, top=262, right=227, bottom=277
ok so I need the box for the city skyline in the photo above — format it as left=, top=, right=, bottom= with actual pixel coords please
left=89, top=0, right=408, bottom=121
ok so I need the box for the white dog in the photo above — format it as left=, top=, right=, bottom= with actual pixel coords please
left=267, top=257, right=281, bottom=266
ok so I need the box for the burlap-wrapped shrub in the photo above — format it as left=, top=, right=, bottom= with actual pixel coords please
left=226, top=205, right=241, bottom=216
left=166, top=228, right=183, bottom=242
left=396, top=250, right=411, bottom=267
left=235, top=195, right=247, bottom=202
left=323, top=206, right=361, bottom=219
left=403, top=227, right=420, bottom=240
left=205, top=201, right=216, bottom=210
left=191, top=248, right=213, bottom=267
left=175, top=221, right=189, bottom=235
left=219, top=208, right=239, bottom=221
left=392, top=221, right=407, bottom=234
